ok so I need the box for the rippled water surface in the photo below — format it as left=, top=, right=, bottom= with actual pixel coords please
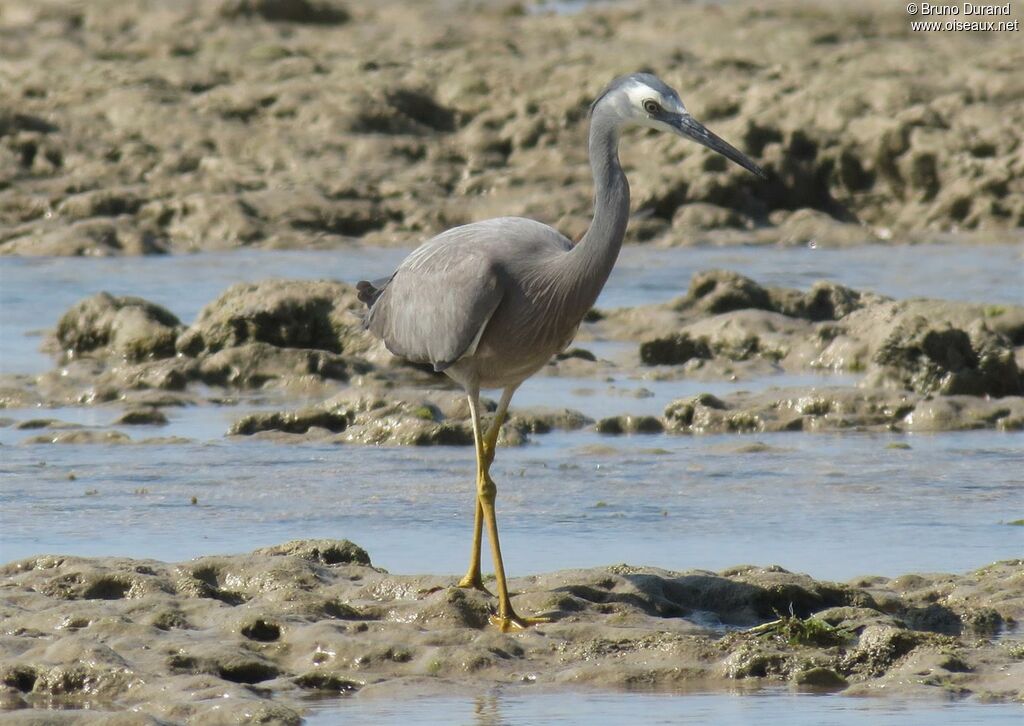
left=305, top=690, right=1024, bottom=725
left=1, top=428, right=1020, bottom=579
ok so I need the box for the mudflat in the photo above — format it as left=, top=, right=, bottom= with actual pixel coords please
left=2, top=540, right=1021, bottom=723
left=1, top=0, right=1022, bottom=257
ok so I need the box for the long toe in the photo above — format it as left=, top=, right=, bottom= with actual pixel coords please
left=456, top=575, right=494, bottom=596
left=490, top=611, right=551, bottom=632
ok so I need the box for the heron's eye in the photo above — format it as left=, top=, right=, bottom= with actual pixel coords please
left=643, top=99, right=661, bottom=115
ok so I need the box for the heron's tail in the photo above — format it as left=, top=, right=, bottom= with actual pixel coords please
left=356, top=275, right=393, bottom=306
left=355, top=280, right=379, bottom=305
left=354, top=275, right=393, bottom=328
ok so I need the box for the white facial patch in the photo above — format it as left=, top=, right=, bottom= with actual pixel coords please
left=618, top=80, right=687, bottom=121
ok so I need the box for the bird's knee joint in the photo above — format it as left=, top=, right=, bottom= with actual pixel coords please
left=477, top=477, right=497, bottom=502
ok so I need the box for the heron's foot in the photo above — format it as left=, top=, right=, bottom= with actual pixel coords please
left=456, top=573, right=493, bottom=596
left=490, top=611, right=551, bottom=633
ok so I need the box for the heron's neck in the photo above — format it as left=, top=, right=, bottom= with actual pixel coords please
left=568, top=113, right=630, bottom=310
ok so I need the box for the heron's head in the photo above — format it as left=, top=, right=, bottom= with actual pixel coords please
left=594, top=72, right=766, bottom=179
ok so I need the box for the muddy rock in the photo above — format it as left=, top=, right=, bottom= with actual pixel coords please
left=676, top=270, right=774, bottom=316
left=36, top=281, right=383, bottom=406
left=197, top=341, right=355, bottom=387
left=114, top=408, right=168, bottom=426
left=659, top=387, right=1024, bottom=435
left=332, top=415, right=470, bottom=447
left=229, top=406, right=351, bottom=435
left=676, top=309, right=810, bottom=364
left=639, top=332, right=712, bottom=366
left=21, top=430, right=132, bottom=445
left=770, top=209, right=878, bottom=248
left=216, top=0, right=350, bottom=25
left=176, top=279, right=368, bottom=357
left=54, top=293, right=182, bottom=362
left=770, top=281, right=875, bottom=322
left=509, top=407, right=592, bottom=434
left=1, top=218, right=170, bottom=257
left=108, top=357, right=197, bottom=393
left=615, top=272, right=1023, bottom=407
left=595, top=415, right=664, bottom=435
left=637, top=275, right=885, bottom=368
left=3, top=0, right=1022, bottom=258
left=228, top=393, right=472, bottom=444
left=1, top=542, right=1019, bottom=719
left=254, top=539, right=371, bottom=566
left=227, top=392, right=590, bottom=446
left=871, top=315, right=1022, bottom=397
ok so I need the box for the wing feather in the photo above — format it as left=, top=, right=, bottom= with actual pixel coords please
left=366, top=243, right=503, bottom=370
left=361, top=217, right=572, bottom=371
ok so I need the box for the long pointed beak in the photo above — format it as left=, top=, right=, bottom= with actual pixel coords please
left=673, top=114, right=767, bottom=179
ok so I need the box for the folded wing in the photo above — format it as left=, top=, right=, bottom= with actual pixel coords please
left=363, top=241, right=503, bottom=371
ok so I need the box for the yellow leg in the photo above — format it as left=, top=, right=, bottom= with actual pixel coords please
left=457, top=386, right=514, bottom=594
left=462, top=387, right=549, bottom=632
left=457, top=498, right=488, bottom=592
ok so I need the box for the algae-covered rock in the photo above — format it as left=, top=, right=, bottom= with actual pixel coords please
left=55, top=293, right=182, bottom=362
left=793, top=666, right=848, bottom=688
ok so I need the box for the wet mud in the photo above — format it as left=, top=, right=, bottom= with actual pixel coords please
left=1, top=541, right=1021, bottom=723
left=2, top=0, right=1023, bottom=258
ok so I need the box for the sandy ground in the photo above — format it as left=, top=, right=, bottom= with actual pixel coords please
left=1, top=540, right=1022, bottom=723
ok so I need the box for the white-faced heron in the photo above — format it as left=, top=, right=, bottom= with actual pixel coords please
left=357, top=72, right=766, bottom=631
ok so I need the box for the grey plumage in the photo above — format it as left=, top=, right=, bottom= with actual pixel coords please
left=356, top=72, right=765, bottom=631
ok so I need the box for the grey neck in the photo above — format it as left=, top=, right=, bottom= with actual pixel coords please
left=566, top=108, right=630, bottom=314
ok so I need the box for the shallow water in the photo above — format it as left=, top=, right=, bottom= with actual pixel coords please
left=1, top=243, right=1023, bottom=577
left=304, top=690, right=1024, bottom=725
left=1, top=243, right=1021, bottom=375
left=2, top=428, right=1020, bottom=580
